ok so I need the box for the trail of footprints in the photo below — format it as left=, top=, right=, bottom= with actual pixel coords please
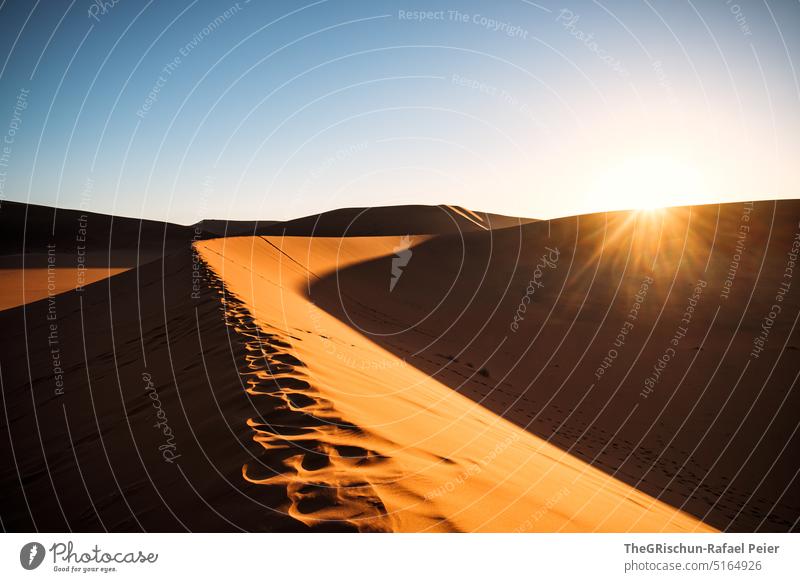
left=202, top=265, right=395, bottom=532
left=199, top=260, right=798, bottom=532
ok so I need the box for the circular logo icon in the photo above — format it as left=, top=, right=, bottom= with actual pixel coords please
left=19, top=542, right=46, bottom=570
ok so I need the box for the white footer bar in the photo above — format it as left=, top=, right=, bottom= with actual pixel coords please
left=2, top=533, right=798, bottom=581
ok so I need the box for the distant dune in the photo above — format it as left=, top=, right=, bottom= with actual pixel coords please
left=248, top=204, right=537, bottom=236
left=1, top=200, right=797, bottom=532
left=0, top=201, right=192, bottom=310
left=195, top=219, right=279, bottom=238
left=0, top=200, right=192, bottom=256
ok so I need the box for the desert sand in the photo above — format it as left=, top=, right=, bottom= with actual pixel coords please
left=1, top=200, right=797, bottom=532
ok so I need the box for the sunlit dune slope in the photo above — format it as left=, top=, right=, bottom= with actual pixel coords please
left=310, top=201, right=800, bottom=532
left=196, top=234, right=712, bottom=532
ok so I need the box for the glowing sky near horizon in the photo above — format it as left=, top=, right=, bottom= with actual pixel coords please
left=0, top=0, right=798, bottom=224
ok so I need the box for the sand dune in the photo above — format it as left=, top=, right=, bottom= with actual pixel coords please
left=195, top=219, right=279, bottom=238
left=0, top=201, right=192, bottom=255
left=195, top=234, right=711, bottom=532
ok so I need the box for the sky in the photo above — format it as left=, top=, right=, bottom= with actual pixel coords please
left=0, top=0, right=798, bottom=224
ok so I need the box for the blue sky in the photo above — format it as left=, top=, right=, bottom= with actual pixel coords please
left=0, top=0, right=798, bottom=224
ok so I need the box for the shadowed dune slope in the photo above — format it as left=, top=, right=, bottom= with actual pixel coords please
left=0, top=246, right=372, bottom=532
left=309, top=201, right=800, bottom=532
left=195, top=234, right=712, bottom=532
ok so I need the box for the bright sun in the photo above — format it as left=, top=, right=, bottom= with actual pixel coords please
left=591, top=155, right=708, bottom=212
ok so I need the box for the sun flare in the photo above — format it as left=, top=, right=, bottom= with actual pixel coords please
left=591, top=155, right=708, bottom=213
